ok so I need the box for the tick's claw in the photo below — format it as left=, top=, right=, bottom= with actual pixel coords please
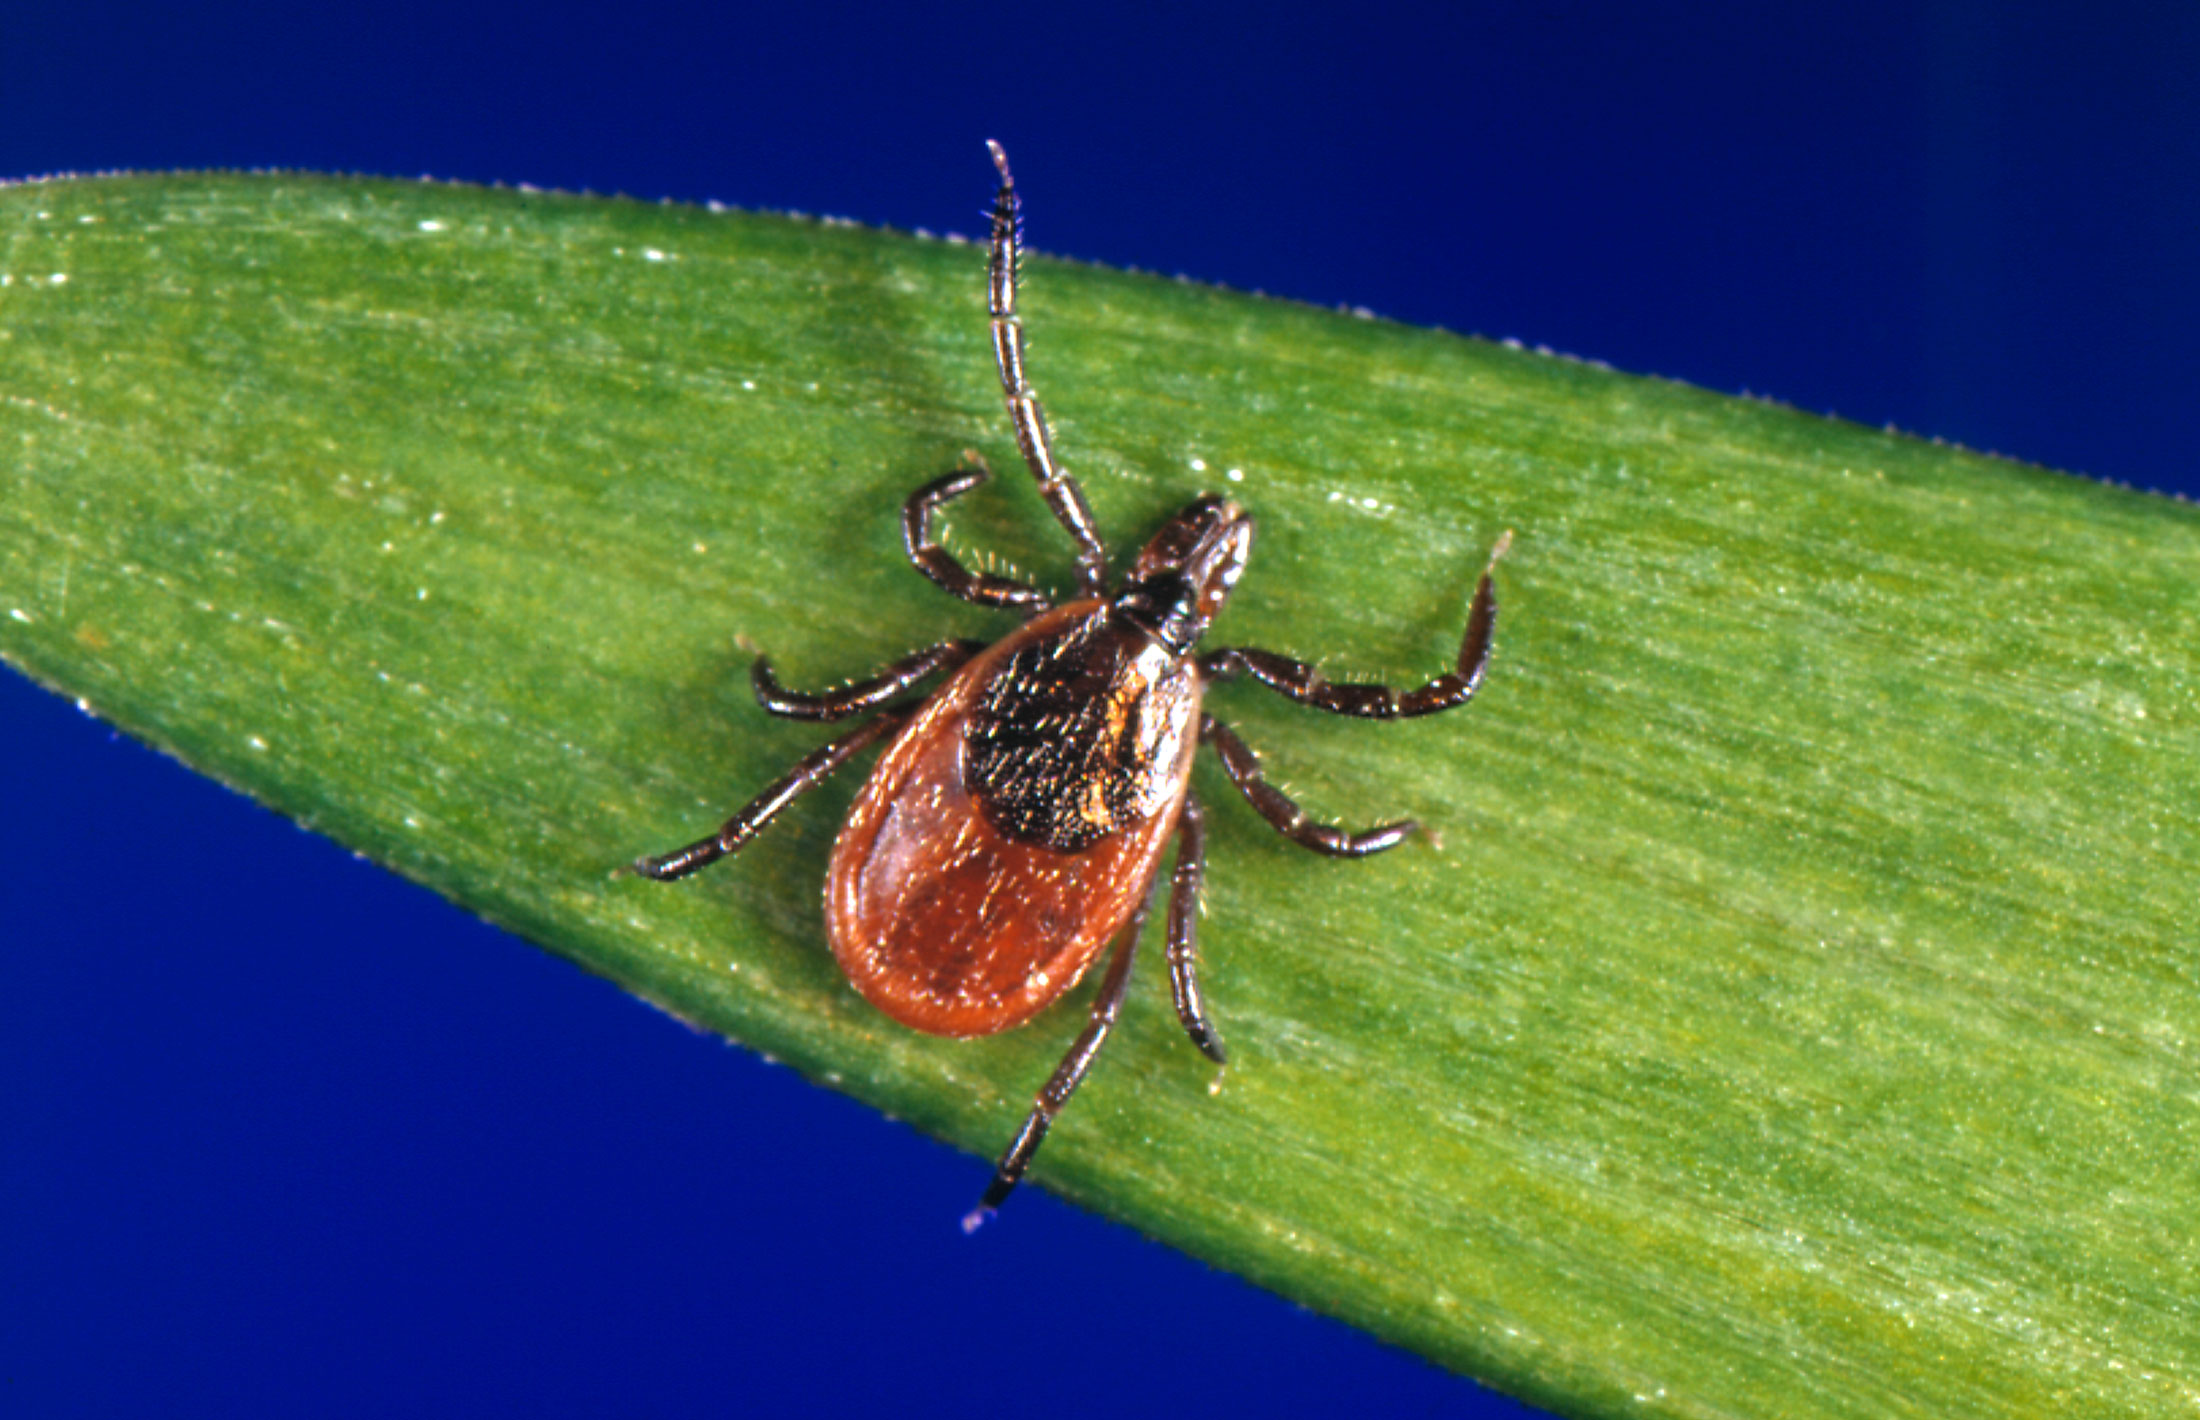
left=1190, top=1025, right=1228, bottom=1066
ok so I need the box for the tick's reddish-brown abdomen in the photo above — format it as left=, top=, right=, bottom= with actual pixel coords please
left=827, top=601, right=1200, bottom=1038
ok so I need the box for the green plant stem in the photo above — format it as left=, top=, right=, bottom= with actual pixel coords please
left=3, top=173, right=2197, bottom=1418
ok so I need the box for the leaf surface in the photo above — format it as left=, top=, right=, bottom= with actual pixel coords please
left=4, top=174, right=2198, bottom=1418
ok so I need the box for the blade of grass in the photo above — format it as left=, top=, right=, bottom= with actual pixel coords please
left=3, top=173, right=2197, bottom=1418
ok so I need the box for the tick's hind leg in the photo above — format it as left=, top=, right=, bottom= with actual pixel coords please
left=1200, top=530, right=1511, bottom=718
left=963, top=895, right=1150, bottom=1231
left=751, top=639, right=984, bottom=721
left=1201, top=714, right=1416, bottom=858
left=1165, top=795, right=1227, bottom=1064
left=631, top=709, right=909, bottom=881
left=903, top=462, right=1052, bottom=613
left=984, top=142, right=1109, bottom=598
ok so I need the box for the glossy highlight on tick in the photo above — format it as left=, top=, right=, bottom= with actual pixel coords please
left=634, top=141, right=1510, bottom=1228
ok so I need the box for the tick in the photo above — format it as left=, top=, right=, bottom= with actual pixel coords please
left=635, top=142, right=1509, bottom=1227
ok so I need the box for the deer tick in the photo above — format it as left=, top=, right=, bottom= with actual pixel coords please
left=635, top=141, right=1509, bottom=1227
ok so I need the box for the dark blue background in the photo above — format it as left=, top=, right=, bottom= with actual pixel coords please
left=5, top=5, right=2194, bottom=1416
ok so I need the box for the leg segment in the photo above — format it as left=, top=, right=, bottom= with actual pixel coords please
left=1201, top=714, right=1416, bottom=858
left=902, top=463, right=1052, bottom=613
left=1166, top=795, right=1227, bottom=1064
left=984, top=141, right=1109, bottom=598
left=630, top=710, right=908, bottom=881
left=751, top=640, right=984, bottom=722
left=1199, top=530, right=1512, bottom=718
left=963, top=894, right=1150, bottom=1230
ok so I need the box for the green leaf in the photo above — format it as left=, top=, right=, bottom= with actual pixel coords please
left=5, top=173, right=2198, bottom=1418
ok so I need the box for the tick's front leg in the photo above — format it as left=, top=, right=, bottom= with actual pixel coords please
left=985, top=142, right=1109, bottom=598
left=1201, top=714, right=1416, bottom=858
left=1200, top=530, right=1510, bottom=718
left=902, top=462, right=1053, bottom=613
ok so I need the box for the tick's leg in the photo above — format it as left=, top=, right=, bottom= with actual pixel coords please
left=985, top=142, right=1109, bottom=598
left=631, top=709, right=908, bottom=881
left=1166, top=795, right=1227, bottom=1064
left=903, top=463, right=1052, bottom=613
left=1201, top=714, right=1416, bottom=858
left=751, top=639, right=985, bottom=722
left=1200, top=531, right=1512, bottom=718
left=963, top=894, right=1149, bottom=1231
